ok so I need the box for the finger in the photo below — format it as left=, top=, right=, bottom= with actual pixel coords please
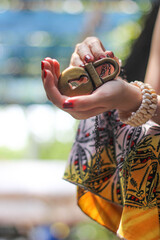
left=105, top=50, right=120, bottom=66
left=51, top=59, right=61, bottom=86
left=44, top=58, right=60, bottom=79
left=70, top=52, right=84, bottom=67
left=105, top=50, right=114, bottom=58
left=75, top=42, right=94, bottom=63
left=44, top=57, right=54, bottom=73
left=87, top=38, right=106, bottom=60
left=43, top=69, right=67, bottom=108
left=41, top=60, right=52, bottom=83
left=42, top=58, right=61, bottom=87
left=62, top=93, right=102, bottom=112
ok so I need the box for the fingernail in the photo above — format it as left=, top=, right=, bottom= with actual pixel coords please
left=99, top=55, right=105, bottom=60
left=84, top=54, right=92, bottom=63
left=106, top=51, right=114, bottom=58
left=80, top=63, right=85, bottom=67
left=44, top=69, right=47, bottom=78
left=63, top=100, right=74, bottom=109
left=41, top=61, right=45, bottom=70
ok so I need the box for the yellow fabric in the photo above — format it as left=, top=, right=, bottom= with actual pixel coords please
left=117, top=207, right=159, bottom=240
left=64, top=112, right=160, bottom=240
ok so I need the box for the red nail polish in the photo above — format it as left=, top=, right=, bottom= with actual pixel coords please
left=63, top=100, right=74, bottom=109
left=84, top=54, right=92, bottom=63
left=44, top=69, right=47, bottom=78
left=80, top=63, right=85, bottom=67
left=106, top=51, right=114, bottom=58
left=41, top=61, right=45, bottom=70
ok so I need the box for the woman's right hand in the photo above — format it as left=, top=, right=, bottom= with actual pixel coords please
left=70, top=36, right=111, bottom=67
left=70, top=36, right=120, bottom=74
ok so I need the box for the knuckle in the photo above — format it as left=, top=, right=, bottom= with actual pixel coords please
left=85, top=36, right=97, bottom=43
left=84, top=37, right=92, bottom=43
left=89, top=39, right=99, bottom=48
left=88, top=37, right=99, bottom=45
left=70, top=52, right=77, bottom=65
left=70, top=53, right=81, bottom=67
left=75, top=43, right=81, bottom=52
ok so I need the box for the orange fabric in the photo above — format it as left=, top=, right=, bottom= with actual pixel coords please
left=64, top=112, right=160, bottom=239
left=78, top=190, right=122, bottom=233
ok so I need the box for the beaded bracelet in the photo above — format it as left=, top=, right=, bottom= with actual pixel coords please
left=118, top=81, right=158, bottom=127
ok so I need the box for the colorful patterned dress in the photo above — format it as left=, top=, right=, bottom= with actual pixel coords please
left=63, top=110, right=160, bottom=239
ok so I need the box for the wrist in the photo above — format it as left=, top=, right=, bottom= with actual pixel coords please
left=117, top=81, right=142, bottom=113
left=118, top=81, right=158, bottom=127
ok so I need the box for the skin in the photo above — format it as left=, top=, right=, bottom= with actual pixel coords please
left=145, top=9, right=160, bottom=93
left=41, top=9, right=160, bottom=124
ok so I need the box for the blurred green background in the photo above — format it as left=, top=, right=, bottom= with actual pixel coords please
left=0, top=0, right=154, bottom=239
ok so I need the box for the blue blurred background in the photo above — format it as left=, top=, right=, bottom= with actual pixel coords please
left=0, top=0, right=153, bottom=239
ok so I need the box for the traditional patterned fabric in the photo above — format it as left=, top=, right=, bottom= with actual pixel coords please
left=63, top=110, right=160, bottom=240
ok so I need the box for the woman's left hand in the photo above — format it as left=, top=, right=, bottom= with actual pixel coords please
left=62, top=77, right=142, bottom=119
left=41, top=57, right=142, bottom=120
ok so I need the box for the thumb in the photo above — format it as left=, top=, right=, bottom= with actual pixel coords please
left=62, top=92, right=100, bottom=111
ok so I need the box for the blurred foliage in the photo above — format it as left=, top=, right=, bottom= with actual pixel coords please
left=68, top=221, right=119, bottom=240
left=39, top=141, right=73, bottom=160
left=0, top=141, right=73, bottom=160
left=0, top=147, right=27, bottom=160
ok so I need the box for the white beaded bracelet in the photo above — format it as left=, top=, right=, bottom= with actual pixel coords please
left=118, top=81, right=158, bottom=127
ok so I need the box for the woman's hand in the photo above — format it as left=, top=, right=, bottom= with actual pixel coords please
left=70, top=36, right=118, bottom=66
left=70, top=37, right=106, bottom=66
left=41, top=59, right=142, bottom=120
left=41, top=37, right=142, bottom=120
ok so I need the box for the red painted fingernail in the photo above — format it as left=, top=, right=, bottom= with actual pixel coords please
left=80, top=63, right=85, bottom=67
left=84, top=54, right=92, bottom=63
left=41, top=61, right=45, bottom=70
left=63, top=100, right=74, bottom=109
left=106, top=51, right=114, bottom=58
left=44, top=69, right=47, bottom=78
left=99, top=55, right=105, bottom=60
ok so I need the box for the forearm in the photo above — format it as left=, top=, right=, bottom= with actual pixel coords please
left=117, top=79, right=142, bottom=113
left=151, top=95, right=160, bottom=125
left=144, top=9, right=160, bottom=94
